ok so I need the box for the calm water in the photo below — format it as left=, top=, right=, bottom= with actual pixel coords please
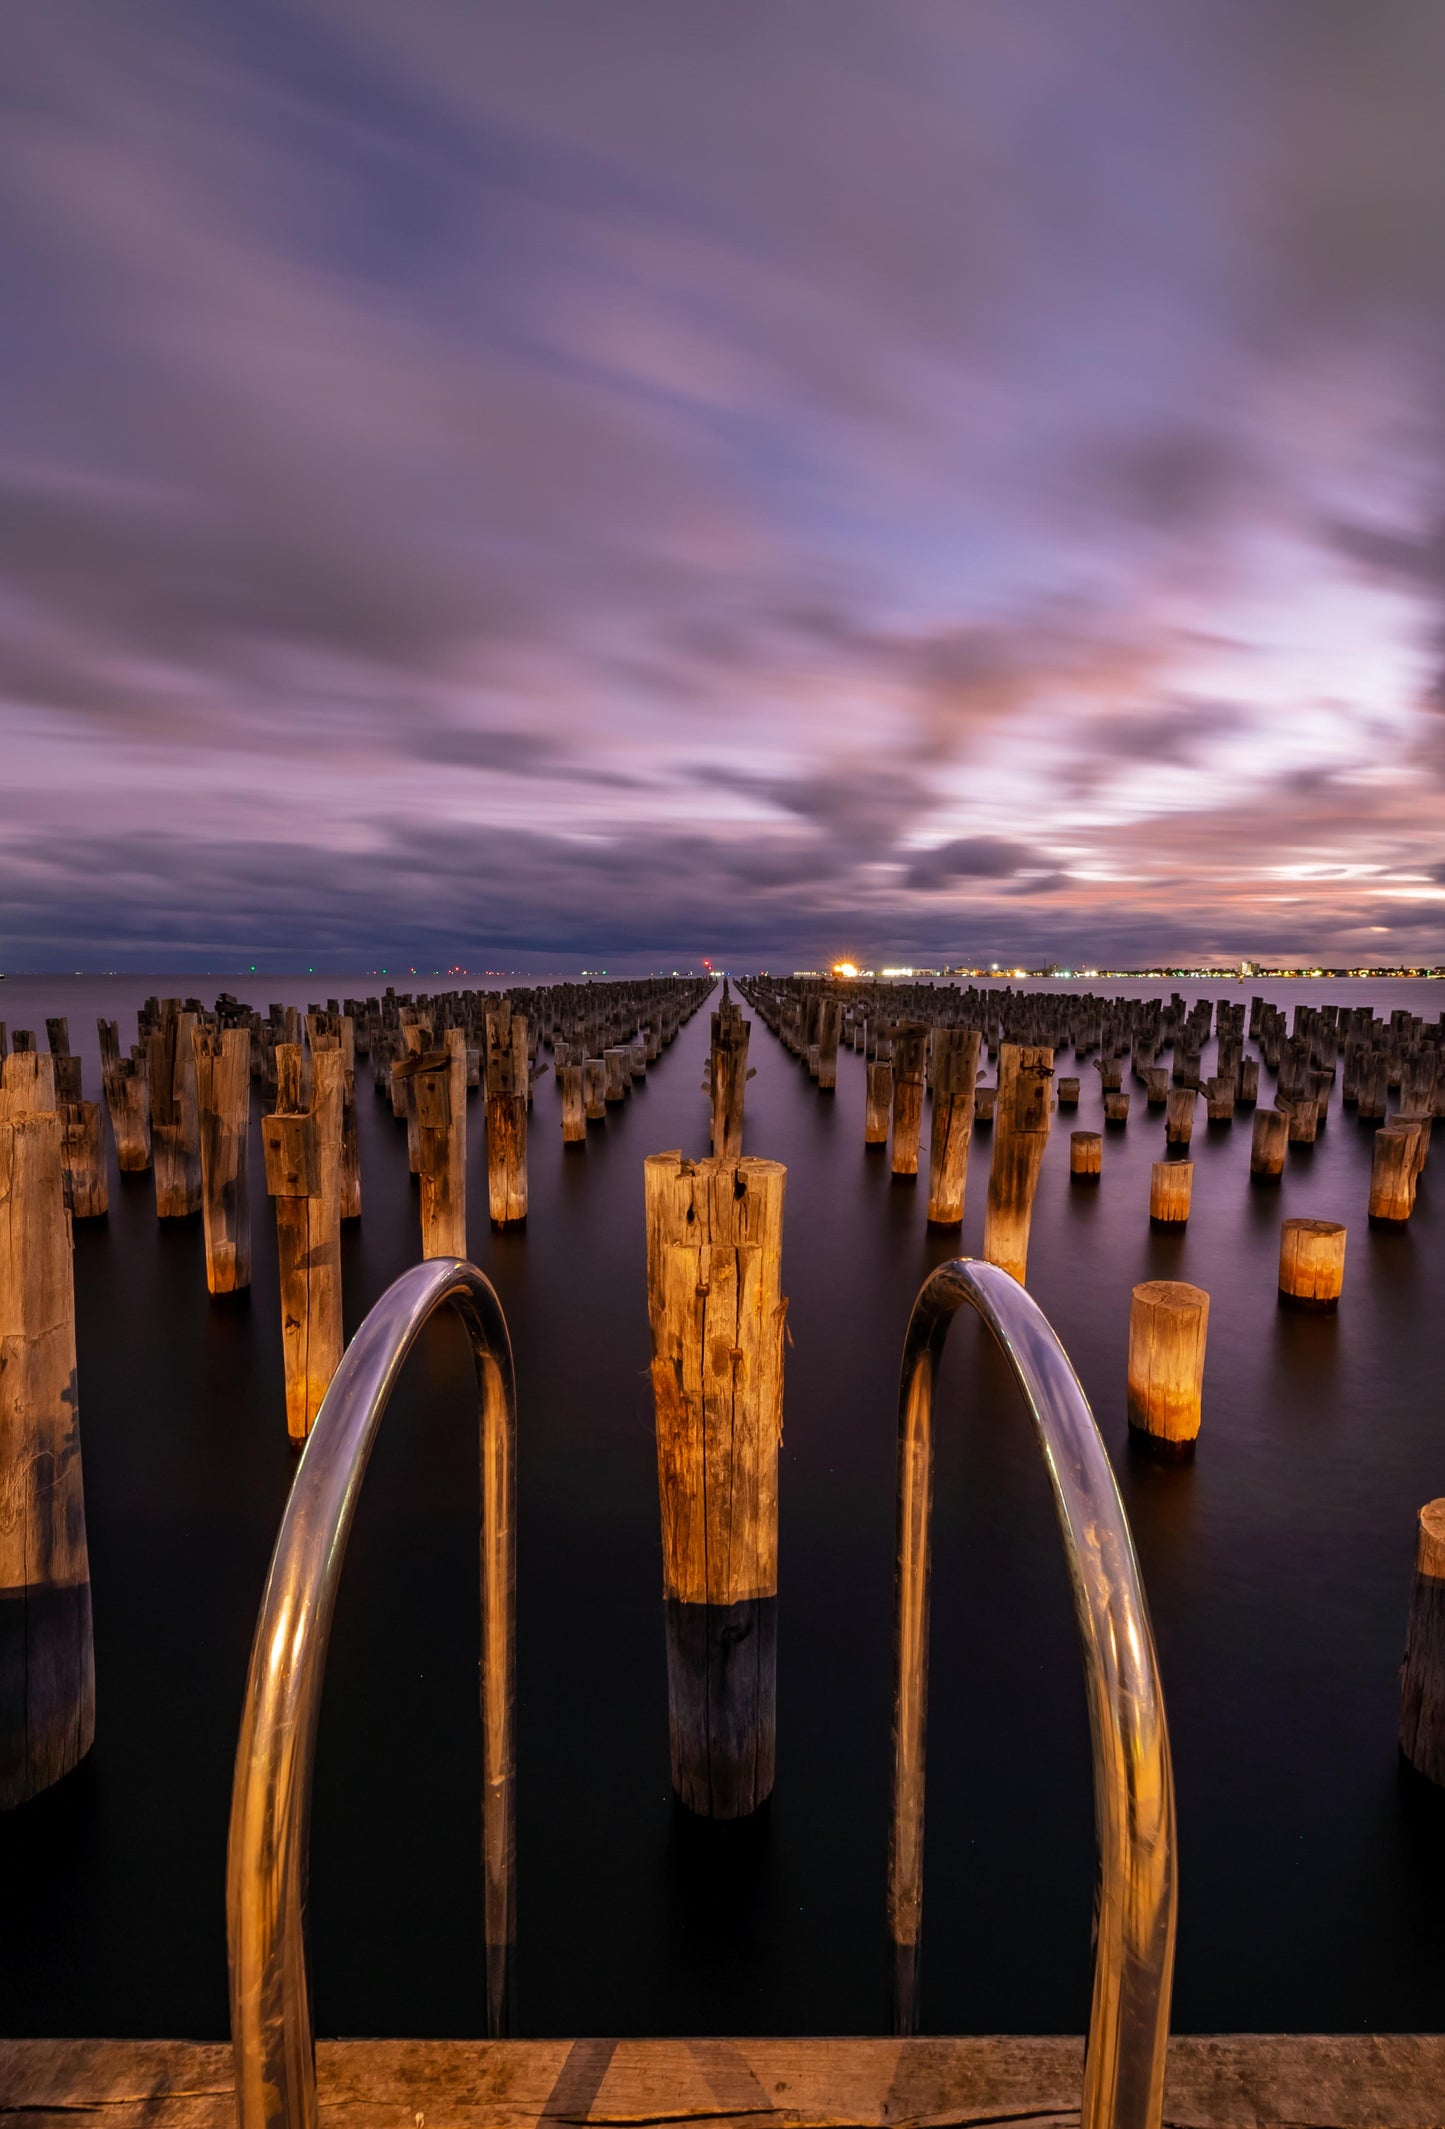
left=1, top=971, right=1443, bottom=2040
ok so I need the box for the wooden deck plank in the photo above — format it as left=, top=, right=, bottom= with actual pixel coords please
left=0, top=2036, right=1441, bottom=2129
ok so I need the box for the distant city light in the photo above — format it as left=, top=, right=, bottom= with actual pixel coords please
left=833, top=960, right=860, bottom=978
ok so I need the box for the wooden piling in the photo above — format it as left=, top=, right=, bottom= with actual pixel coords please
left=485, top=1009, right=529, bottom=1226
left=982, top=1043, right=1053, bottom=1284
left=1070, top=1130, right=1101, bottom=1180
left=148, top=1008, right=202, bottom=1216
left=192, top=1027, right=252, bottom=1293
left=815, top=998, right=841, bottom=1093
left=98, top=1022, right=151, bottom=1171
left=709, top=1003, right=751, bottom=1160
left=604, top=1048, right=630, bottom=1104
left=0, top=1063, right=95, bottom=1805
left=1149, top=1159, right=1192, bottom=1226
left=1369, top=1123, right=1419, bottom=1224
left=53, top=1044, right=108, bottom=1222
left=925, top=1028, right=980, bottom=1228
left=864, top=1060, right=892, bottom=1145
left=410, top=1030, right=468, bottom=1258
left=583, top=1058, right=607, bottom=1121
left=1127, top=1280, right=1209, bottom=1456
left=1400, top=1499, right=1445, bottom=1787
left=1103, top=1089, right=1130, bottom=1124
left=890, top=1024, right=929, bottom=1180
left=262, top=1045, right=344, bottom=1443
left=1164, top=1087, right=1196, bottom=1146
left=308, top=1015, right=361, bottom=1221
left=644, top=1151, right=785, bottom=1818
left=560, top=1063, right=586, bottom=1145
left=1057, top=1076, right=1080, bottom=1108
left=1278, top=1218, right=1345, bottom=1310
left=1250, top=1107, right=1288, bottom=1180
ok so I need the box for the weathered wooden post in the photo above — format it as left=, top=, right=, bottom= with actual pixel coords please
left=583, top=1058, right=607, bottom=1121
left=1149, top=1159, right=1192, bottom=1225
left=98, top=1021, right=151, bottom=1171
left=560, top=1063, right=586, bottom=1145
left=709, top=1003, right=751, bottom=1159
left=308, top=1014, right=361, bottom=1221
left=644, top=1151, right=785, bottom=1817
left=816, top=998, right=842, bottom=1093
left=1070, top=1129, right=1101, bottom=1180
left=0, top=1059, right=95, bottom=1805
left=1127, top=1280, right=1209, bottom=1456
left=926, top=1027, right=980, bottom=1228
left=148, top=1007, right=202, bottom=1216
left=192, top=1026, right=252, bottom=1293
left=485, top=1008, right=529, bottom=1226
left=398, top=1023, right=427, bottom=1174
left=974, top=1082, right=997, bottom=1124
left=1103, top=1088, right=1130, bottom=1124
left=1400, top=1500, right=1445, bottom=1787
left=1250, top=1107, right=1288, bottom=1180
left=890, top=1024, right=929, bottom=1179
left=604, top=1047, right=630, bottom=1104
left=1278, top=1218, right=1345, bottom=1309
left=1369, top=1123, right=1419, bottom=1224
left=52, top=1048, right=108, bottom=1221
left=864, top=1060, right=892, bottom=1145
left=262, top=1045, right=343, bottom=1444
left=1057, top=1076, right=1080, bottom=1108
left=1164, top=1086, right=1196, bottom=1146
left=982, top=1043, right=1053, bottom=1283
left=407, top=1030, right=468, bottom=1258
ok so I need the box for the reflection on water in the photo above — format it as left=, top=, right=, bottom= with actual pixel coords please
left=0, top=973, right=1443, bottom=2039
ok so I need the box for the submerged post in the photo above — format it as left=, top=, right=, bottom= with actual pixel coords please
left=485, top=1008, right=528, bottom=1226
left=149, top=1006, right=202, bottom=1217
left=99, top=1021, right=151, bottom=1171
left=0, top=1060, right=95, bottom=1806
left=644, top=1150, right=786, bottom=1817
left=890, top=1024, right=929, bottom=1179
left=194, top=1026, right=252, bottom=1294
left=709, top=998, right=751, bottom=1159
left=982, top=1042, right=1053, bottom=1283
left=1127, top=1281, right=1208, bottom=1456
left=409, top=1031, right=468, bottom=1259
left=926, top=1027, right=980, bottom=1228
left=865, top=1059, right=892, bottom=1145
left=263, top=1045, right=344, bottom=1444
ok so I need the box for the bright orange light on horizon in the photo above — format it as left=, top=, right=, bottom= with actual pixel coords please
left=833, top=960, right=860, bottom=978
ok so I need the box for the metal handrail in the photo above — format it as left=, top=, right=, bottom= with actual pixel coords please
left=226, top=1257, right=517, bottom=2129
left=888, top=1258, right=1176, bottom=2129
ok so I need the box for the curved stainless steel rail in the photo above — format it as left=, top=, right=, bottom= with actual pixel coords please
left=889, top=1258, right=1175, bottom=2129
left=227, top=1257, right=517, bottom=2129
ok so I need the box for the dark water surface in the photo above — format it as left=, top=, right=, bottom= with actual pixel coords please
left=1, top=972, right=1443, bottom=2039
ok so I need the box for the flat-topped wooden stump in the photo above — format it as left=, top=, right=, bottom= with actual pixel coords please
left=2, top=2036, right=1444, bottom=2129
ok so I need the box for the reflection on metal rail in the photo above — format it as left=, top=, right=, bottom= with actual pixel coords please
left=226, top=1258, right=517, bottom=2129
left=888, top=1258, right=1176, bottom=2129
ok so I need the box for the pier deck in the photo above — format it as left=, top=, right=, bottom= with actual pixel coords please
left=2, top=2036, right=1443, bottom=2129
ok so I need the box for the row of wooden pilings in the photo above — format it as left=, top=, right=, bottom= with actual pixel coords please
left=738, top=975, right=1435, bottom=1227
left=5, top=975, right=1443, bottom=1817
left=715, top=973, right=1445, bottom=1795
left=0, top=978, right=711, bottom=1808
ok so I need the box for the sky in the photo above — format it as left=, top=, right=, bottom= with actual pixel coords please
left=5, top=1, right=1445, bottom=973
